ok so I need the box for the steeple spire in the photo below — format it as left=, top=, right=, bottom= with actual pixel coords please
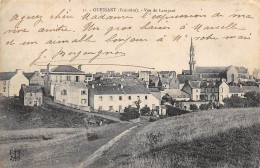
left=189, top=37, right=196, bottom=75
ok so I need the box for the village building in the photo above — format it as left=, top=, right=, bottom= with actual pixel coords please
left=54, top=82, right=90, bottom=111
left=85, top=73, right=93, bottom=83
left=19, top=85, right=43, bottom=106
left=182, top=81, right=202, bottom=101
left=44, top=64, right=85, bottom=96
left=88, top=84, right=160, bottom=113
left=138, top=71, right=150, bottom=86
left=23, top=71, right=44, bottom=86
left=162, top=89, right=190, bottom=101
left=0, top=69, right=29, bottom=97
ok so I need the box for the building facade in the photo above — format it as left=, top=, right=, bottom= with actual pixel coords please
left=0, top=69, right=29, bottom=97
left=54, top=82, right=90, bottom=111
left=19, top=85, right=43, bottom=106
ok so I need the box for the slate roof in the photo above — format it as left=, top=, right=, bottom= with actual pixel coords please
left=93, top=85, right=151, bottom=95
left=182, top=70, right=190, bottom=75
left=242, top=86, right=260, bottom=93
left=189, top=81, right=201, bottom=89
left=23, top=73, right=34, bottom=80
left=0, top=72, right=16, bottom=80
left=149, top=87, right=160, bottom=92
left=195, top=67, right=227, bottom=74
left=51, top=65, right=84, bottom=73
left=234, top=66, right=248, bottom=73
left=93, top=85, right=124, bottom=95
left=229, top=86, right=243, bottom=93
left=164, top=89, right=189, bottom=98
left=85, top=73, right=93, bottom=77
left=23, top=85, right=42, bottom=93
left=177, top=74, right=202, bottom=83
left=123, top=85, right=151, bottom=94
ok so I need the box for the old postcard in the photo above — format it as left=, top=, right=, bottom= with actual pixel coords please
left=0, top=0, right=259, bottom=167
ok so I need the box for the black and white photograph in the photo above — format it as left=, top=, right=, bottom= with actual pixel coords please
left=0, top=0, right=259, bottom=167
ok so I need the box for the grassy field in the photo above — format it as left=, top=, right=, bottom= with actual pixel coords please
left=0, top=96, right=115, bottom=130
left=115, top=108, right=260, bottom=168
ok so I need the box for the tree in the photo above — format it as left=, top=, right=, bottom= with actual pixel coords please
left=223, top=95, right=247, bottom=108
left=244, top=91, right=260, bottom=107
left=140, top=106, right=151, bottom=116
left=199, top=104, right=208, bottom=110
left=190, top=104, right=198, bottom=111
left=120, top=106, right=140, bottom=121
left=134, top=99, right=142, bottom=113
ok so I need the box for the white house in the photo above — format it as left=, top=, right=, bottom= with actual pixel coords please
left=54, top=82, right=90, bottom=111
left=0, top=69, right=29, bottom=97
left=44, top=64, right=85, bottom=96
left=182, top=81, right=201, bottom=101
left=89, top=84, right=160, bottom=113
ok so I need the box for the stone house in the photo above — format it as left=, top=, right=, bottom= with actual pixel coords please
left=19, top=85, right=43, bottom=106
left=23, top=71, right=44, bottom=86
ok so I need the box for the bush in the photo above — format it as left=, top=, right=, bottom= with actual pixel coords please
left=199, top=104, right=208, bottom=111
left=140, top=106, right=151, bottom=116
left=244, top=91, right=260, bottom=107
left=190, top=104, right=198, bottom=111
left=166, top=105, right=189, bottom=117
left=120, top=107, right=140, bottom=121
left=223, top=96, right=247, bottom=108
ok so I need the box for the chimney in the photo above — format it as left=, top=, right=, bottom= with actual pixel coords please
left=78, top=65, right=82, bottom=71
left=92, top=84, right=95, bottom=89
left=47, top=63, right=50, bottom=74
left=16, top=69, right=22, bottom=74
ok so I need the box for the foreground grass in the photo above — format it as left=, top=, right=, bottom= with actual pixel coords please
left=115, top=108, right=260, bottom=168
left=0, top=96, right=115, bottom=130
left=121, top=124, right=259, bottom=168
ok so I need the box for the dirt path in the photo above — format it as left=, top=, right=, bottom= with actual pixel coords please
left=77, top=125, right=139, bottom=168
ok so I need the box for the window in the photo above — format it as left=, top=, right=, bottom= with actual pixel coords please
left=76, top=76, right=79, bottom=82
left=109, top=106, right=113, bottom=111
left=66, top=76, right=71, bottom=81
left=3, top=87, right=6, bottom=92
left=128, top=96, right=131, bottom=100
left=119, top=96, right=122, bottom=100
left=196, top=95, right=199, bottom=99
left=99, top=96, right=103, bottom=101
left=119, top=105, right=122, bottom=111
left=81, top=99, right=87, bottom=104
left=98, top=106, right=102, bottom=110
left=221, top=88, right=223, bottom=93
left=145, top=95, right=148, bottom=100
left=61, top=90, right=67, bottom=95
left=137, top=96, right=140, bottom=99
left=3, top=81, right=6, bottom=85
left=81, top=90, right=86, bottom=95
left=145, top=104, right=148, bottom=107
left=109, top=96, right=113, bottom=101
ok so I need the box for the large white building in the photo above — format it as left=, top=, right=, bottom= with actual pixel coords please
left=44, top=65, right=85, bottom=96
left=89, top=84, right=160, bottom=113
left=0, top=69, right=29, bottom=97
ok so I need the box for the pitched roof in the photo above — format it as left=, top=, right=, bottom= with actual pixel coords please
left=195, top=67, right=227, bottom=74
left=229, top=86, right=243, bottom=93
left=242, top=86, right=260, bottom=93
left=51, top=65, right=84, bottom=73
left=23, top=72, right=35, bottom=80
left=93, top=85, right=124, bottom=95
left=23, top=85, right=42, bottom=93
left=235, top=66, right=248, bottom=73
left=149, top=87, right=160, bottom=92
left=177, top=74, right=202, bottom=83
left=0, top=72, right=16, bottom=80
left=123, top=85, right=151, bottom=94
left=189, top=81, right=201, bottom=89
left=164, top=89, right=189, bottom=98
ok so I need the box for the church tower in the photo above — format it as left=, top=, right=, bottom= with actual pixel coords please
left=189, top=38, right=196, bottom=75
